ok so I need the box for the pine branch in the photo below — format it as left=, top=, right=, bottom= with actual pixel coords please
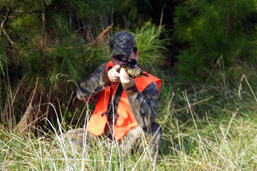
left=159, top=7, right=164, bottom=31
left=2, top=4, right=75, bottom=16
left=1, top=4, right=14, bottom=46
left=231, top=6, right=257, bottom=22
left=0, top=5, right=12, bottom=29
left=87, top=23, right=114, bottom=47
left=46, top=23, right=114, bottom=51
left=2, top=29, right=14, bottom=45
left=12, top=9, right=41, bottom=13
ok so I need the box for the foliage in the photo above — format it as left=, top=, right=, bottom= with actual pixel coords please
left=0, top=0, right=110, bottom=78
left=1, top=71, right=257, bottom=170
left=0, top=47, right=6, bottom=76
left=132, top=22, right=169, bottom=73
left=0, top=0, right=112, bottom=127
left=110, top=0, right=153, bottom=28
left=1, top=1, right=257, bottom=169
left=173, top=0, right=257, bottom=83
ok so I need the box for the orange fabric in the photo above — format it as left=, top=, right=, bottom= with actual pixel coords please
left=87, top=61, right=161, bottom=141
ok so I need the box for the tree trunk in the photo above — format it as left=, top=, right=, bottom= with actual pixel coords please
left=225, top=0, right=232, bottom=39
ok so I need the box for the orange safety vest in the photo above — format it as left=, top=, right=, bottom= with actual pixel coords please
left=87, top=61, right=161, bottom=141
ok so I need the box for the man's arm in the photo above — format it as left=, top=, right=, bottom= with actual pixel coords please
left=77, top=62, right=109, bottom=101
left=125, top=82, right=159, bottom=129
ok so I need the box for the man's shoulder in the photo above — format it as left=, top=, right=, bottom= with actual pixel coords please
left=100, top=61, right=109, bottom=67
left=135, top=73, right=161, bottom=93
left=137, top=73, right=160, bottom=83
left=98, top=61, right=109, bottom=68
left=94, top=61, right=109, bottom=72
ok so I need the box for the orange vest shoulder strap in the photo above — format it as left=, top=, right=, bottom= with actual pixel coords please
left=135, top=74, right=161, bottom=94
left=106, top=61, right=114, bottom=71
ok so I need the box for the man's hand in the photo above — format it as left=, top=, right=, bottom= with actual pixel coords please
left=108, top=65, right=120, bottom=82
left=119, top=67, right=135, bottom=89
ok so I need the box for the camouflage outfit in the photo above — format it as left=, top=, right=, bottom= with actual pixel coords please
left=66, top=32, right=162, bottom=157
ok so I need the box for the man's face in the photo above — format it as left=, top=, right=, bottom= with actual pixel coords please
left=111, top=50, right=139, bottom=66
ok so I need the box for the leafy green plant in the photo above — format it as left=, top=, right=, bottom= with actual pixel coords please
left=173, top=0, right=257, bottom=83
left=1, top=72, right=257, bottom=170
left=0, top=0, right=113, bottom=126
left=132, top=22, right=169, bottom=73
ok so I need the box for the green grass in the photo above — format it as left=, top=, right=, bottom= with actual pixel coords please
left=1, top=21, right=256, bottom=169
left=1, top=73, right=257, bottom=170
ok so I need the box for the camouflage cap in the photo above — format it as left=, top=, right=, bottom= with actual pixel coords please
left=109, top=31, right=136, bottom=57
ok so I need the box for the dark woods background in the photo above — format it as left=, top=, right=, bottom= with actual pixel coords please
left=1, top=0, right=257, bottom=135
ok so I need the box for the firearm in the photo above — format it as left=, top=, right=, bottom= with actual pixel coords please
left=120, top=65, right=149, bottom=78
left=115, top=55, right=149, bottom=78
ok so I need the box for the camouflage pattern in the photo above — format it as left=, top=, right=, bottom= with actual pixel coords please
left=76, top=62, right=160, bottom=129
left=73, top=59, right=161, bottom=156
left=77, top=62, right=109, bottom=100
left=64, top=128, right=98, bottom=147
left=64, top=123, right=162, bottom=159
left=109, top=31, right=136, bottom=57
left=120, top=66, right=149, bottom=78
left=120, top=122, right=162, bottom=158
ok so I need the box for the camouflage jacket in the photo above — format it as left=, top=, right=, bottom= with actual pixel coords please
left=77, top=61, right=160, bottom=129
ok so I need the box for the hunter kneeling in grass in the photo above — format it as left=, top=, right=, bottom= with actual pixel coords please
left=65, top=31, right=162, bottom=157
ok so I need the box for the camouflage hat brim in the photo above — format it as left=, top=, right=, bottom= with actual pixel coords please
left=110, top=48, right=133, bottom=57
left=110, top=48, right=127, bottom=57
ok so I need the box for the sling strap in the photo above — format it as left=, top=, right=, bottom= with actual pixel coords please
left=105, top=82, right=123, bottom=119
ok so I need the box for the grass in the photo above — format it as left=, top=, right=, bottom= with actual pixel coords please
left=1, top=72, right=257, bottom=170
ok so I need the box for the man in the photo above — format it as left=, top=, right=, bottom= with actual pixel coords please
left=66, top=31, right=162, bottom=157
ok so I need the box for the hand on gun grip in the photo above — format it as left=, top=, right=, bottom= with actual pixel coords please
left=108, top=65, right=120, bottom=82
left=120, top=67, right=135, bottom=89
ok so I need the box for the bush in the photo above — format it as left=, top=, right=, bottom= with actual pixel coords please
left=173, top=0, right=257, bottom=83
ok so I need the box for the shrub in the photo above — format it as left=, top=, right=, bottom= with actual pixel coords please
left=173, top=0, right=257, bottom=83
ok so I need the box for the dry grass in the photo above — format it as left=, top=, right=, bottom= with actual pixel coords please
left=1, top=79, right=257, bottom=170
